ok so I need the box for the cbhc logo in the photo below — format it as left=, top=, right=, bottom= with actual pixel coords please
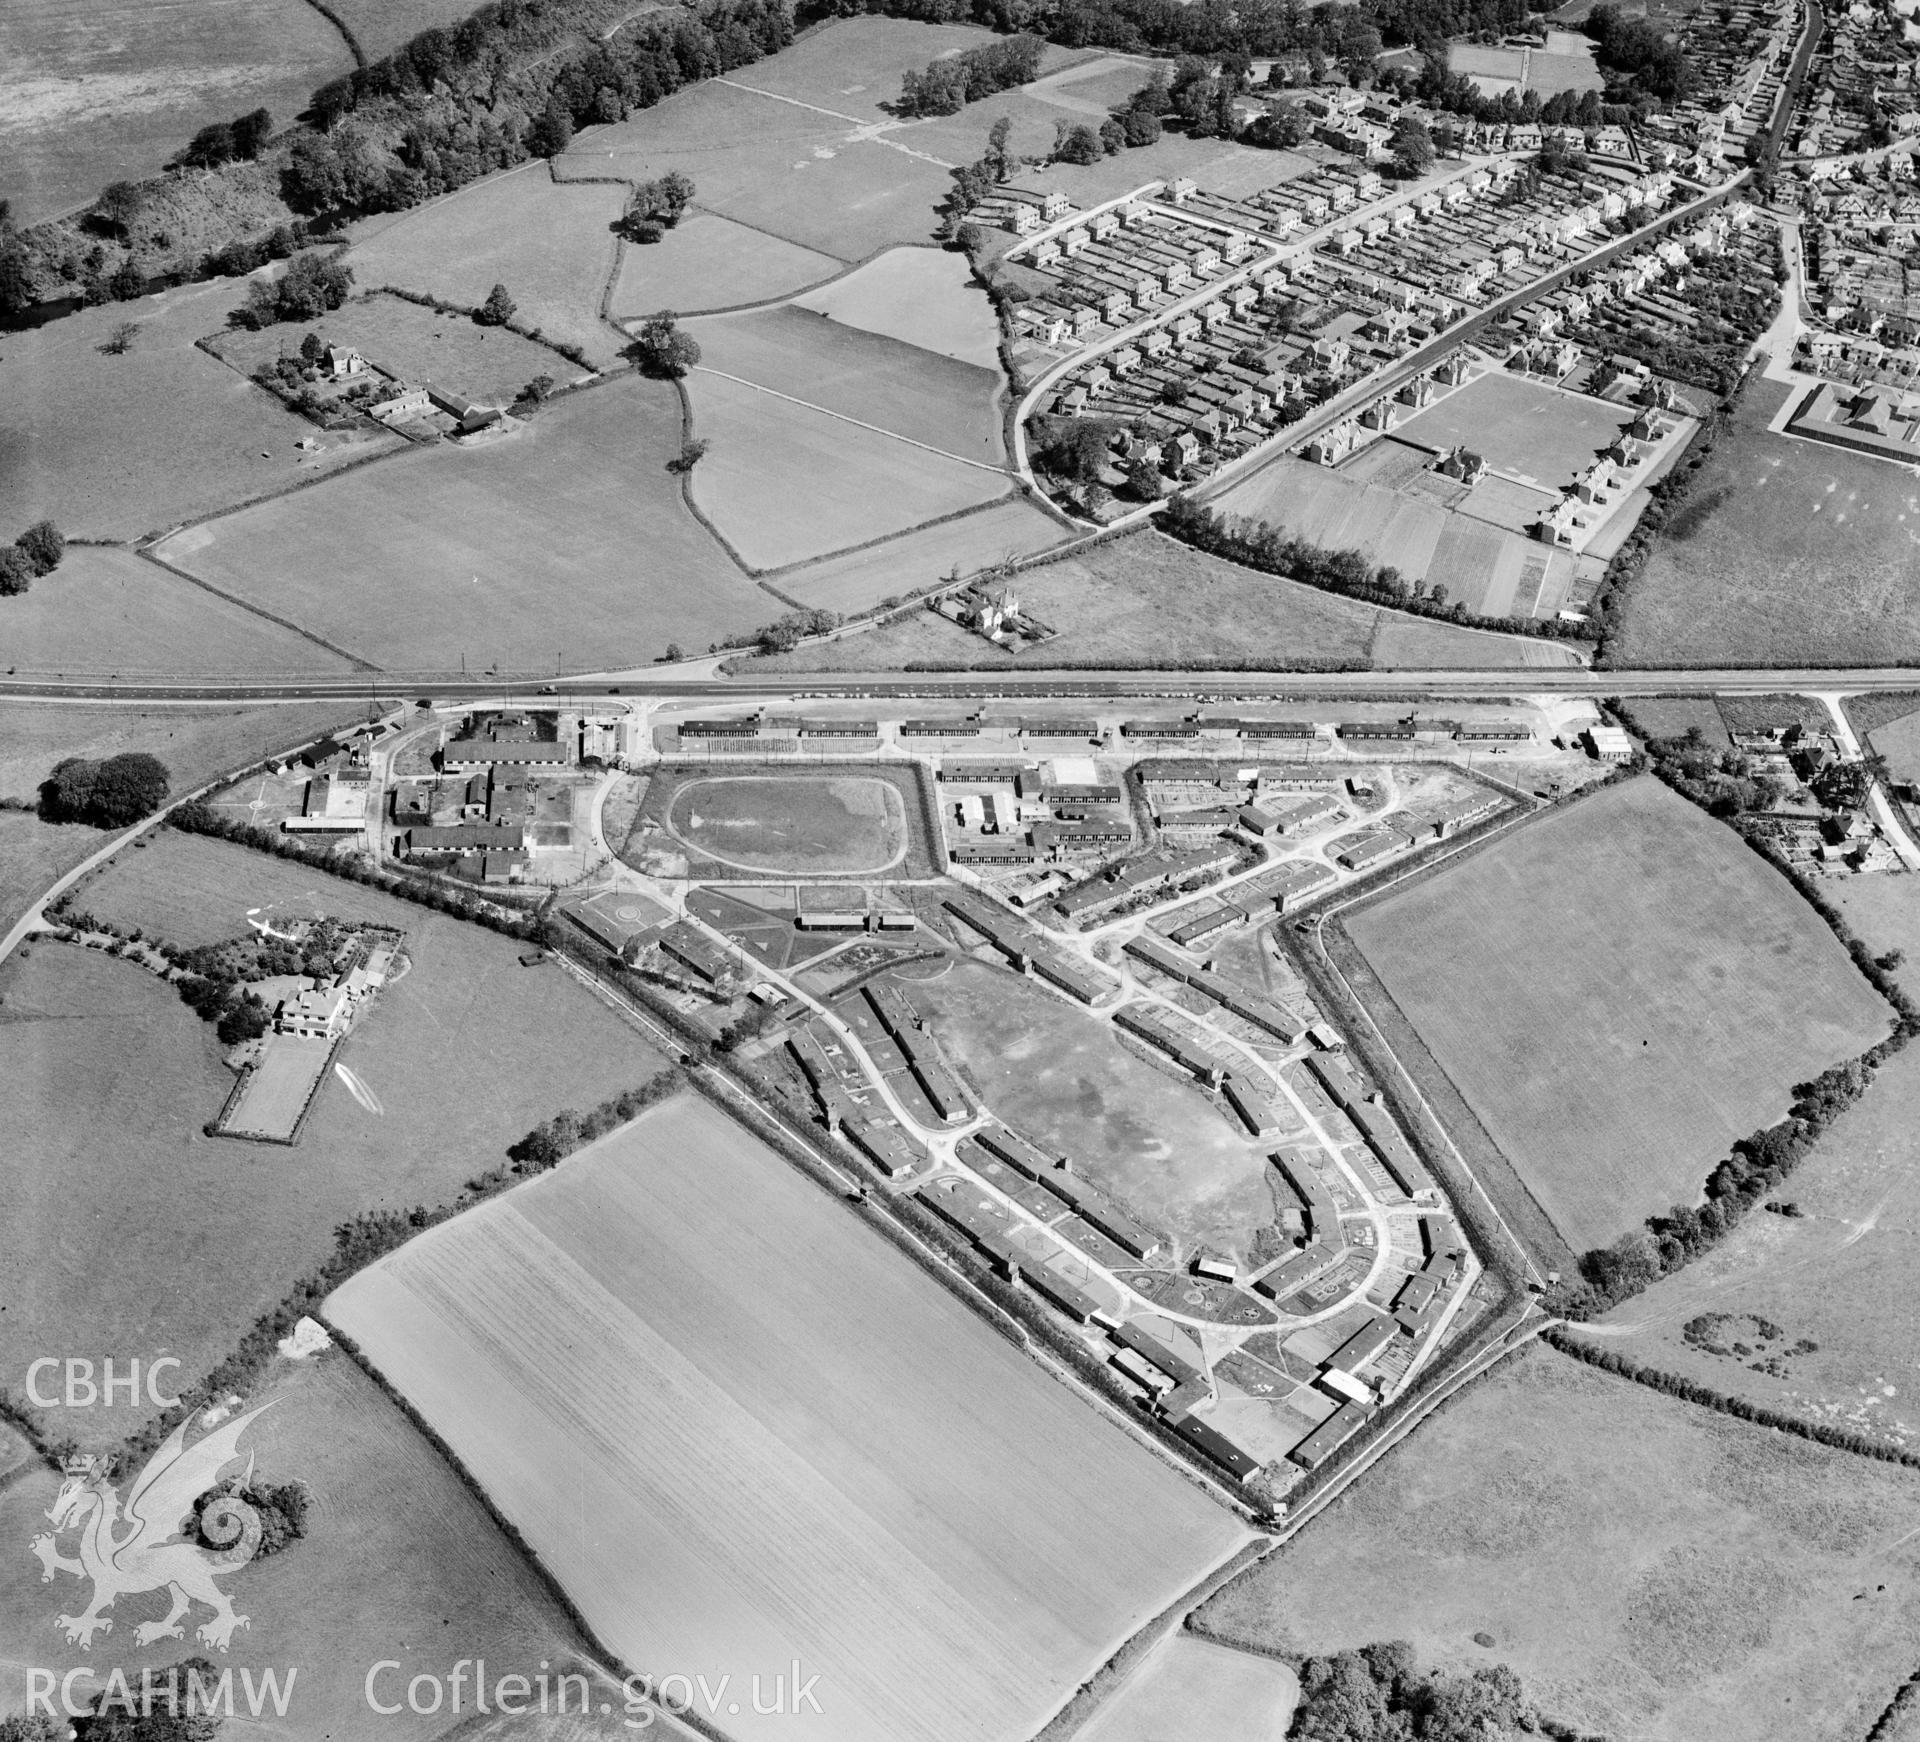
left=24, top=1359, right=183, bottom=1408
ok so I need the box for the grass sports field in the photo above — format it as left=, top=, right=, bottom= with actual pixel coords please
left=746, top=531, right=1579, bottom=670
left=776, top=497, right=1068, bottom=612
left=2, top=544, right=355, bottom=678
left=685, top=368, right=1012, bottom=570
left=610, top=213, right=841, bottom=319
left=1616, top=379, right=1920, bottom=666
left=215, top=291, right=566, bottom=410
left=1076, top=1634, right=1297, bottom=1742
left=1196, top=1342, right=1920, bottom=1742
left=153, top=375, right=770, bottom=673
left=0, top=0, right=351, bottom=225
left=5, top=832, right=670, bottom=1452
left=795, top=248, right=1003, bottom=369
left=0, top=1351, right=632, bottom=1739
left=666, top=774, right=909, bottom=874
left=1396, top=373, right=1637, bottom=494
left=348, top=164, right=628, bottom=367
left=0, top=275, right=399, bottom=542
left=327, top=1091, right=1250, bottom=1742
left=686, top=303, right=1006, bottom=463
left=1345, top=779, right=1890, bottom=1254
left=908, top=956, right=1274, bottom=1258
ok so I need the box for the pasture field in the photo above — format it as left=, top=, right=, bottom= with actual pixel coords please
left=746, top=530, right=1580, bottom=670
left=775, top=497, right=1069, bottom=613
left=5, top=834, right=669, bottom=1453
left=0, top=1351, right=634, bottom=1740
left=0, top=275, right=399, bottom=542
left=1396, top=373, right=1637, bottom=494
left=1345, top=778, right=1891, bottom=1254
left=1626, top=694, right=1735, bottom=746
left=559, top=74, right=954, bottom=264
left=326, top=1091, right=1251, bottom=1742
left=348, top=165, right=629, bottom=367
left=153, top=376, right=770, bottom=673
left=215, top=291, right=566, bottom=408
left=1197, top=1342, right=1920, bottom=1742
left=321, top=0, right=489, bottom=58
left=908, top=956, right=1274, bottom=1258
left=1869, top=707, right=1920, bottom=789
left=684, top=369, right=1012, bottom=570
left=1076, top=1634, right=1297, bottom=1742
left=1615, top=379, right=1920, bottom=666
left=1, top=543, right=357, bottom=679
left=666, top=774, right=909, bottom=875
left=608, top=213, right=841, bottom=319
left=0, top=0, right=351, bottom=225
left=795, top=246, right=1003, bottom=368
left=686, top=303, right=1006, bottom=462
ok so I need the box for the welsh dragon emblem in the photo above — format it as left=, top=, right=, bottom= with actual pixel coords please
left=31, top=1404, right=273, bottom=1651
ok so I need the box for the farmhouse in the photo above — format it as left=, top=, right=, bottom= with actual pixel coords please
left=274, top=983, right=350, bottom=1039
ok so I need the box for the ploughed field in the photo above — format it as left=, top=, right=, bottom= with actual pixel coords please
left=327, top=1092, right=1249, bottom=1742
left=1344, top=778, right=1890, bottom=1253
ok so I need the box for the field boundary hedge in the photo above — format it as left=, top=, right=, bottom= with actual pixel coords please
left=293, top=0, right=366, bottom=65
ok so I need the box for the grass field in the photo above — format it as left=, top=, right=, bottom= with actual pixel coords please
left=1448, top=38, right=1604, bottom=97
left=1, top=544, right=357, bottom=679
left=685, top=368, right=1012, bottom=570
left=215, top=290, right=568, bottom=408
left=348, top=164, right=629, bottom=367
left=153, top=376, right=770, bottom=673
left=321, top=0, right=488, bottom=58
left=687, top=302, right=1006, bottom=462
left=745, top=531, right=1580, bottom=670
left=909, top=956, right=1271, bottom=1258
left=1076, top=1635, right=1297, bottom=1742
left=1870, top=709, right=1920, bottom=789
left=1345, top=778, right=1891, bottom=1253
left=666, top=774, right=909, bottom=874
left=0, top=0, right=352, bottom=225
left=733, top=16, right=1046, bottom=120
left=1397, top=374, right=1637, bottom=494
left=795, top=247, right=1003, bottom=369
left=776, top=497, right=1069, bottom=611
left=1196, top=1342, right=1920, bottom=1742
left=1616, top=379, right=1920, bottom=666
left=0, top=274, right=400, bottom=542
left=4, top=832, right=670, bottom=1452
left=327, top=1091, right=1251, bottom=1742
left=0, top=1350, right=635, bottom=1740
left=609, top=213, right=842, bottom=319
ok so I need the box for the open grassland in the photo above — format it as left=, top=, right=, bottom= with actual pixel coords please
left=686, top=303, right=1006, bottom=462
left=153, top=376, right=769, bottom=672
left=745, top=531, right=1579, bottom=670
left=1397, top=374, right=1636, bottom=495
left=1197, top=1343, right=1920, bottom=1742
left=1346, top=778, right=1891, bottom=1253
left=609, top=213, right=841, bottom=318
left=1, top=544, right=356, bottom=678
left=216, top=291, right=565, bottom=409
left=1615, top=379, right=1920, bottom=666
left=0, top=699, right=361, bottom=933
left=2, top=834, right=668, bottom=1453
left=348, top=165, right=629, bottom=367
left=909, top=956, right=1272, bottom=1259
left=733, top=16, right=1044, bottom=120
left=0, top=275, right=399, bottom=542
left=1077, top=1635, right=1296, bottom=1742
left=666, top=774, right=909, bottom=874
left=0, top=1352, right=636, bottom=1740
left=321, top=0, right=491, bottom=58
left=775, top=497, right=1068, bottom=612
left=328, top=1091, right=1250, bottom=1742
left=1575, top=879, right=1920, bottom=1450
left=685, top=369, right=1012, bottom=570
left=558, top=73, right=953, bottom=264
left=0, top=0, right=352, bottom=225
left=795, top=247, right=1003, bottom=368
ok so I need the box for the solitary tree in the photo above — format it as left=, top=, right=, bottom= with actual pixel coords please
left=666, top=438, right=709, bottom=474
left=476, top=283, right=517, bottom=326
left=629, top=310, right=700, bottom=377
left=102, top=320, right=142, bottom=355
left=1390, top=115, right=1435, bottom=178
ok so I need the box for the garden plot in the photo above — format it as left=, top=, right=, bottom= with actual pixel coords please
left=327, top=1092, right=1249, bottom=1742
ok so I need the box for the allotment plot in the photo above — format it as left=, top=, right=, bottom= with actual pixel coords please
left=327, top=1092, right=1248, bottom=1742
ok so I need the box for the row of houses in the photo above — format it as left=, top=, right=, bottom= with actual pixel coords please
left=1304, top=1049, right=1431, bottom=1197
left=942, top=894, right=1115, bottom=1005
left=789, top=1025, right=925, bottom=1177
left=863, top=981, right=970, bottom=1123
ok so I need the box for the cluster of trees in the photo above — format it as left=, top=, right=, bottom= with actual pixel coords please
left=0, top=518, right=63, bottom=597
left=1394, top=57, right=1643, bottom=129
left=37, top=751, right=169, bottom=829
left=192, top=1475, right=312, bottom=1558
left=897, top=33, right=1044, bottom=116
left=628, top=309, right=701, bottom=376
left=228, top=251, right=353, bottom=330
left=622, top=171, right=696, bottom=242
left=1160, top=494, right=1583, bottom=640
left=176, top=106, right=275, bottom=170
left=727, top=606, right=843, bottom=654
left=502, top=1071, right=684, bottom=1173
left=1584, top=2, right=1695, bottom=101
left=1291, top=1639, right=1551, bottom=1741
